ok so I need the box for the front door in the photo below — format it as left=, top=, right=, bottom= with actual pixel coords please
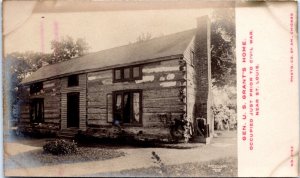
left=67, top=92, right=80, bottom=128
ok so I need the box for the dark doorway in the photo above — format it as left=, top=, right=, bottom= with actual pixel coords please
left=30, top=98, right=44, bottom=123
left=67, top=92, right=80, bottom=128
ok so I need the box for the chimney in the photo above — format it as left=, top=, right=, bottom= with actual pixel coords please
left=194, top=15, right=213, bottom=140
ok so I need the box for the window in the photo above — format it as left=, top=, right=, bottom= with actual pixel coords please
left=112, top=90, right=142, bottom=125
left=68, top=75, right=79, bottom=87
left=30, top=82, right=43, bottom=94
left=124, top=68, right=131, bottom=79
left=133, top=66, right=141, bottom=78
left=114, top=69, right=122, bottom=80
left=190, top=50, right=195, bottom=66
left=113, top=65, right=142, bottom=82
left=30, top=98, right=44, bottom=123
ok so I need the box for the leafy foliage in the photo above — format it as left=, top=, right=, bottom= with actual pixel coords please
left=50, top=36, right=89, bottom=64
left=211, top=8, right=236, bottom=87
left=43, top=139, right=78, bottom=155
left=212, top=85, right=237, bottom=130
left=7, top=36, right=89, bottom=85
left=5, top=52, right=52, bottom=120
left=212, top=104, right=237, bottom=130
left=6, top=36, right=89, bottom=120
left=210, top=9, right=237, bottom=127
left=136, top=32, right=152, bottom=43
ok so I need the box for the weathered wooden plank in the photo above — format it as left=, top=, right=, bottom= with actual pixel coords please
left=88, top=82, right=183, bottom=93
left=143, top=98, right=184, bottom=108
left=87, top=113, right=107, bottom=120
left=143, top=107, right=185, bottom=113
left=44, top=104, right=60, bottom=109
left=142, top=59, right=180, bottom=74
left=87, top=102, right=107, bottom=108
left=44, top=119, right=60, bottom=124
left=143, top=112, right=183, bottom=119
left=143, top=88, right=180, bottom=99
left=87, top=119, right=110, bottom=126
left=142, top=121, right=165, bottom=128
left=45, top=99, right=61, bottom=104
left=44, top=109, right=60, bottom=113
left=87, top=108, right=107, bottom=114
left=44, top=113, right=60, bottom=118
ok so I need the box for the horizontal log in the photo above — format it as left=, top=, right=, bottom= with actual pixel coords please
left=87, top=108, right=107, bottom=114
left=87, top=113, right=107, bottom=120
left=87, top=80, right=183, bottom=93
left=143, top=88, right=181, bottom=99
left=44, top=119, right=60, bottom=124
left=144, top=99, right=185, bottom=107
left=87, top=102, right=107, bottom=108
left=143, top=112, right=183, bottom=119
left=44, top=113, right=60, bottom=118
left=87, top=105, right=107, bottom=109
left=142, top=121, right=165, bottom=128
left=87, top=119, right=110, bottom=126
left=143, top=107, right=185, bottom=113
left=44, top=109, right=60, bottom=113
left=87, top=94, right=106, bottom=102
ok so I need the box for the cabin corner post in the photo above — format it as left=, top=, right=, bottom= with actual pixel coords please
left=194, top=15, right=213, bottom=142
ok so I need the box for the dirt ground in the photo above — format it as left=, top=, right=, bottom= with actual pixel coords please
left=4, top=130, right=237, bottom=177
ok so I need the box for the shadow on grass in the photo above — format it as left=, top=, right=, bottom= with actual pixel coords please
left=75, top=135, right=200, bottom=150
left=88, top=157, right=237, bottom=177
left=5, top=146, right=125, bottom=169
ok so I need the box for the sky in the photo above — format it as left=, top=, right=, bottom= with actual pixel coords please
left=3, top=1, right=215, bottom=55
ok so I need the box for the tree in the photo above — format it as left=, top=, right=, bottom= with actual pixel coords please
left=6, top=36, right=89, bottom=121
left=136, top=32, right=152, bottom=43
left=6, top=52, right=51, bottom=82
left=210, top=9, right=237, bottom=129
left=50, top=36, right=89, bottom=64
left=211, top=8, right=236, bottom=87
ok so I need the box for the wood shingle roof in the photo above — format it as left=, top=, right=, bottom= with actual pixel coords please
left=21, top=28, right=196, bottom=84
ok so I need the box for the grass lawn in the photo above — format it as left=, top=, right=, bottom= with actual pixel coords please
left=90, top=157, right=237, bottom=177
left=5, top=147, right=125, bottom=169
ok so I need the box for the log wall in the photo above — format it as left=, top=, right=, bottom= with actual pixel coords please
left=86, top=58, right=186, bottom=140
left=18, top=78, right=61, bottom=134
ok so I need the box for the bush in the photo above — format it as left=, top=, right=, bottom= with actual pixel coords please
left=212, top=104, right=237, bottom=130
left=43, top=139, right=78, bottom=155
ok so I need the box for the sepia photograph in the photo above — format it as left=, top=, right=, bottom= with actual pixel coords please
left=3, top=1, right=237, bottom=177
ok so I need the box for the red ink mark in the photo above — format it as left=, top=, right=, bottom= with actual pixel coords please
left=54, top=21, right=59, bottom=41
left=40, top=20, right=45, bottom=53
left=289, top=13, right=294, bottom=83
left=290, top=146, right=294, bottom=167
left=240, top=31, right=259, bottom=151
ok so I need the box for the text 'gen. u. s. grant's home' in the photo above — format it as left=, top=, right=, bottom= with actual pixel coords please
left=18, top=16, right=213, bottom=143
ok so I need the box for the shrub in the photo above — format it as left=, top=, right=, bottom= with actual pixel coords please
left=43, top=139, right=78, bottom=155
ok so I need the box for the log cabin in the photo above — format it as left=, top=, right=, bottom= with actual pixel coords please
left=18, top=16, right=213, bottom=143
